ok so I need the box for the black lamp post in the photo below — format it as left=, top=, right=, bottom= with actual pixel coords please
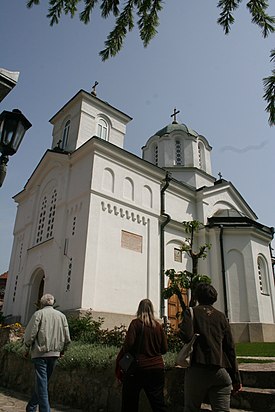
left=0, top=109, right=32, bottom=187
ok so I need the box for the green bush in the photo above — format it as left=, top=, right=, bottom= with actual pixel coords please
left=67, top=311, right=104, bottom=343
left=58, top=342, right=118, bottom=369
left=67, top=311, right=127, bottom=347
left=3, top=340, right=177, bottom=370
left=166, top=324, right=182, bottom=353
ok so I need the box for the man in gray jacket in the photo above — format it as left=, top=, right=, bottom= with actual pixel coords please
left=24, top=293, right=71, bottom=412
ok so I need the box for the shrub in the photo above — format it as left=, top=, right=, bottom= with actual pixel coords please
left=166, top=324, right=182, bottom=353
left=58, top=342, right=118, bottom=369
left=101, top=324, right=127, bottom=347
left=67, top=311, right=126, bottom=347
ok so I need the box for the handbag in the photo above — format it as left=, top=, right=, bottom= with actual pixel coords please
left=118, top=323, right=144, bottom=375
left=119, top=352, right=137, bottom=374
left=176, top=307, right=199, bottom=368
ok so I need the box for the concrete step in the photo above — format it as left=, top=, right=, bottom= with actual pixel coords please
left=230, top=386, right=275, bottom=412
left=240, top=370, right=275, bottom=389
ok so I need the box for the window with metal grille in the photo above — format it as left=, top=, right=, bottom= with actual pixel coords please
left=175, top=140, right=182, bottom=165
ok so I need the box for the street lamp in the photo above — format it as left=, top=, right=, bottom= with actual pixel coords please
left=0, top=109, right=32, bottom=187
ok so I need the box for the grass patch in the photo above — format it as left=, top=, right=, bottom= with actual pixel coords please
left=237, top=358, right=275, bottom=363
left=236, top=342, right=275, bottom=357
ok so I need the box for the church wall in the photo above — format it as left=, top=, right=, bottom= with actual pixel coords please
left=184, top=138, right=195, bottom=167
left=79, top=99, right=126, bottom=149
left=203, top=228, right=226, bottom=312
left=221, top=229, right=275, bottom=324
left=162, top=136, right=176, bottom=167
left=51, top=99, right=82, bottom=151
left=79, top=151, right=163, bottom=319
left=164, top=189, right=196, bottom=223
left=3, top=151, right=95, bottom=323
left=91, top=196, right=157, bottom=315
left=250, top=238, right=275, bottom=324
left=222, top=231, right=259, bottom=323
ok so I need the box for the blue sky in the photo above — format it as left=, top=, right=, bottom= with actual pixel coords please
left=0, top=0, right=274, bottom=274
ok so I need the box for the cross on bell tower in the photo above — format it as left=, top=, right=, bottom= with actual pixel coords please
left=91, top=81, right=99, bottom=96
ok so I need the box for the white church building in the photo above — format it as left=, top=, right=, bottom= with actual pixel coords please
left=3, top=88, right=275, bottom=342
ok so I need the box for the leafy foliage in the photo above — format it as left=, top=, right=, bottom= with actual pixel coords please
left=217, top=0, right=275, bottom=38
left=263, top=49, right=275, bottom=126
left=165, top=323, right=183, bottom=353
left=163, top=220, right=212, bottom=315
left=58, top=341, right=118, bottom=369
left=67, top=310, right=127, bottom=346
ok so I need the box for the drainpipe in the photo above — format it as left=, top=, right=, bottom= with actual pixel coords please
left=219, top=225, right=229, bottom=319
left=160, top=172, right=171, bottom=322
left=269, top=227, right=275, bottom=285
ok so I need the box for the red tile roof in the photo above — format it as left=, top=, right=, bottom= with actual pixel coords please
left=0, top=272, right=8, bottom=279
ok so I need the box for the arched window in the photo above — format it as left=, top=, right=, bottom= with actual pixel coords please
left=62, top=120, right=70, bottom=150
left=97, top=118, right=108, bottom=140
left=198, top=142, right=205, bottom=170
left=175, top=140, right=182, bottom=165
left=154, top=144, right=158, bottom=166
left=257, top=255, right=269, bottom=295
left=36, top=188, right=57, bottom=244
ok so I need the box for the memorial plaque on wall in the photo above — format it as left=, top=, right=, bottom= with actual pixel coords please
left=174, top=248, right=182, bottom=262
left=121, top=230, right=143, bottom=253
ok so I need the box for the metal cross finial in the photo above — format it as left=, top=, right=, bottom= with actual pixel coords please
left=218, top=172, right=222, bottom=179
left=171, top=108, right=180, bottom=124
left=91, top=81, right=99, bottom=96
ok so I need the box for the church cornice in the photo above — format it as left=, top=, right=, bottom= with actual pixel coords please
left=13, top=150, right=69, bottom=202
left=164, top=166, right=215, bottom=182
left=49, top=89, right=132, bottom=125
left=207, top=216, right=274, bottom=240
left=71, top=135, right=167, bottom=182
left=197, top=179, right=257, bottom=220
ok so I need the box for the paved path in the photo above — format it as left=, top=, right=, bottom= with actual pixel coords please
left=0, top=387, right=255, bottom=412
left=0, top=387, right=82, bottom=412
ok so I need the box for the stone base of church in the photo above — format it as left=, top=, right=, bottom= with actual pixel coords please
left=231, top=322, right=275, bottom=343
left=65, top=309, right=136, bottom=330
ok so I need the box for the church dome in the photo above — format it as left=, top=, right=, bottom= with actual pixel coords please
left=155, top=122, right=199, bottom=138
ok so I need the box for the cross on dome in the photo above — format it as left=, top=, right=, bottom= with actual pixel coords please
left=171, top=108, right=180, bottom=124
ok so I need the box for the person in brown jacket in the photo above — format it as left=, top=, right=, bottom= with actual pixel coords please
left=179, top=283, right=242, bottom=412
left=117, top=298, right=168, bottom=412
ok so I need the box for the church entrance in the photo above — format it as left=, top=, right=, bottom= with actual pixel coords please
left=26, top=268, right=45, bottom=322
left=168, top=289, right=188, bottom=330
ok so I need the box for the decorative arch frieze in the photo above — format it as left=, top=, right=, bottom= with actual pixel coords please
left=142, top=185, right=153, bottom=208
left=102, top=167, right=115, bottom=193
left=123, top=177, right=134, bottom=200
left=101, top=201, right=147, bottom=225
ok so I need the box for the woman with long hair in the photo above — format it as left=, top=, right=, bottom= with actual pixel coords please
left=117, top=299, right=168, bottom=412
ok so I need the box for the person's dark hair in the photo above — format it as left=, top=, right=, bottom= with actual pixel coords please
left=194, top=283, right=217, bottom=305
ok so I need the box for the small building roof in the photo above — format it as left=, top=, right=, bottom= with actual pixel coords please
left=0, top=271, right=8, bottom=280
